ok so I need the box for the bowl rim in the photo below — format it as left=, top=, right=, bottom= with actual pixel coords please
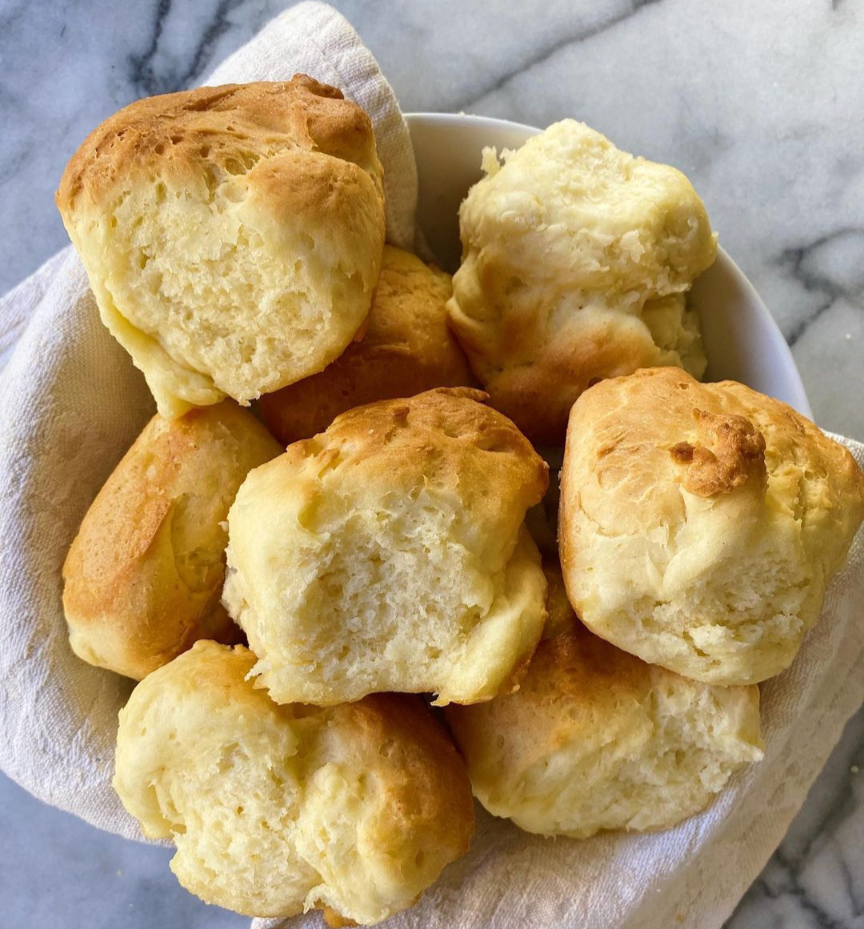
left=403, top=111, right=813, bottom=421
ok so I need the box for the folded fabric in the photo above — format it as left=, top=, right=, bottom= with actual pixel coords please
left=0, top=5, right=861, bottom=929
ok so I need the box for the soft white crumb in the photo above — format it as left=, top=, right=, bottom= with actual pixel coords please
left=481, top=146, right=501, bottom=176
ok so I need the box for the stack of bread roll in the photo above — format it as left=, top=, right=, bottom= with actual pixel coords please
left=55, top=75, right=864, bottom=926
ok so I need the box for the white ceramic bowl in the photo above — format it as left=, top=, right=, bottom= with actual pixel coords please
left=405, top=113, right=812, bottom=418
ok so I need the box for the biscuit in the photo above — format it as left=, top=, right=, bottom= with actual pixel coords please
left=63, top=402, right=280, bottom=679
left=57, top=76, right=385, bottom=416
left=223, top=387, right=549, bottom=706
left=447, top=120, right=716, bottom=444
left=560, top=367, right=864, bottom=685
left=259, top=245, right=473, bottom=443
left=444, top=567, right=763, bottom=838
left=113, top=641, right=474, bottom=924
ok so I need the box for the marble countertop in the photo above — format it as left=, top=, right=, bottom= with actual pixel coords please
left=1, top=1, right=863, bottom=926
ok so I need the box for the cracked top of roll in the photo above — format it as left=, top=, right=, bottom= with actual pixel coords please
left=223, top=388, right=550, bottom=707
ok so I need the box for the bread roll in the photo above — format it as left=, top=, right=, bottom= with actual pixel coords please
left=56, top=76, right=385, bottom=417
left=63, top=402, right=280, bottom=679
left=560, top=367, right=864, bottom=685
left=114, top=641, right=475, bottom=924
left=259, top=245, right=474, bottom=444
left=447, top=120, right=716, bottom=444
left=444, top=567, right=763, bottom=838
left=223, top=387, right=549, bottom=706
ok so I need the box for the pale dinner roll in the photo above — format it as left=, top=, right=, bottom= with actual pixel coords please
left=63, top=402, right=280, bottom=680
left=57, top=76, right=385, bottom=417
left=259, top=245, right=474, bottom=444
left=223, top=387, right=549, bottom=706
left=560, top=367, right=864, bottom=685
left=114, top=641, right=474, bottom=924
left=447, top=120, right=716, bottom=444
left=445, top=565, right=763, bottom=838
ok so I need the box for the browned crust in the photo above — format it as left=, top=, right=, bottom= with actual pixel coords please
left=322, top=908, right=357, bottom=928
left=444, top=567, right=761, bottom=812
left=669, top=408, right=767, bottom=497
left=460, top=311, right=666, bottom=447
left=333, top=693, right=476, bottom=870
left=445, top=612, right=656, bottom=768
left=279, top=388, right=549, bottom=515
left=560, top=367, right=864, bottom=597
left=57, top=75, right=382, bottom=216
left=62, top=404, right=280, bottom=679
left=541, top=561, right=578, bottom=640
left=259, top=247, right=475, bottom=444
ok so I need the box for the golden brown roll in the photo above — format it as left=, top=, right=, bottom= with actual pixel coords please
left=63, top=402, right=280, bottom=679
left=447, top=120, right=716, bottom=444
left=57, top=76, right=385, bottom=417
left=223, top=387, right=549, bottom=706
left=444, top=566, right=763, bottom=838
left=259, top=245, right=474, bottom=444
left=114, top=641, right=475, bottom=924
left=560, top=367, right=864, bottom=685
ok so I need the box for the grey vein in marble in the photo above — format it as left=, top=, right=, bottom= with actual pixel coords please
left=1, top=1, right=863, bottom=927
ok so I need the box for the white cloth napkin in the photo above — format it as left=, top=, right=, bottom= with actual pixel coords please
left=0, top=4, right=862, bottom=929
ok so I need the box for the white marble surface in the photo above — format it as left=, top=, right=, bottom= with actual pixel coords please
left=1, top=0, right=863, bottom=926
